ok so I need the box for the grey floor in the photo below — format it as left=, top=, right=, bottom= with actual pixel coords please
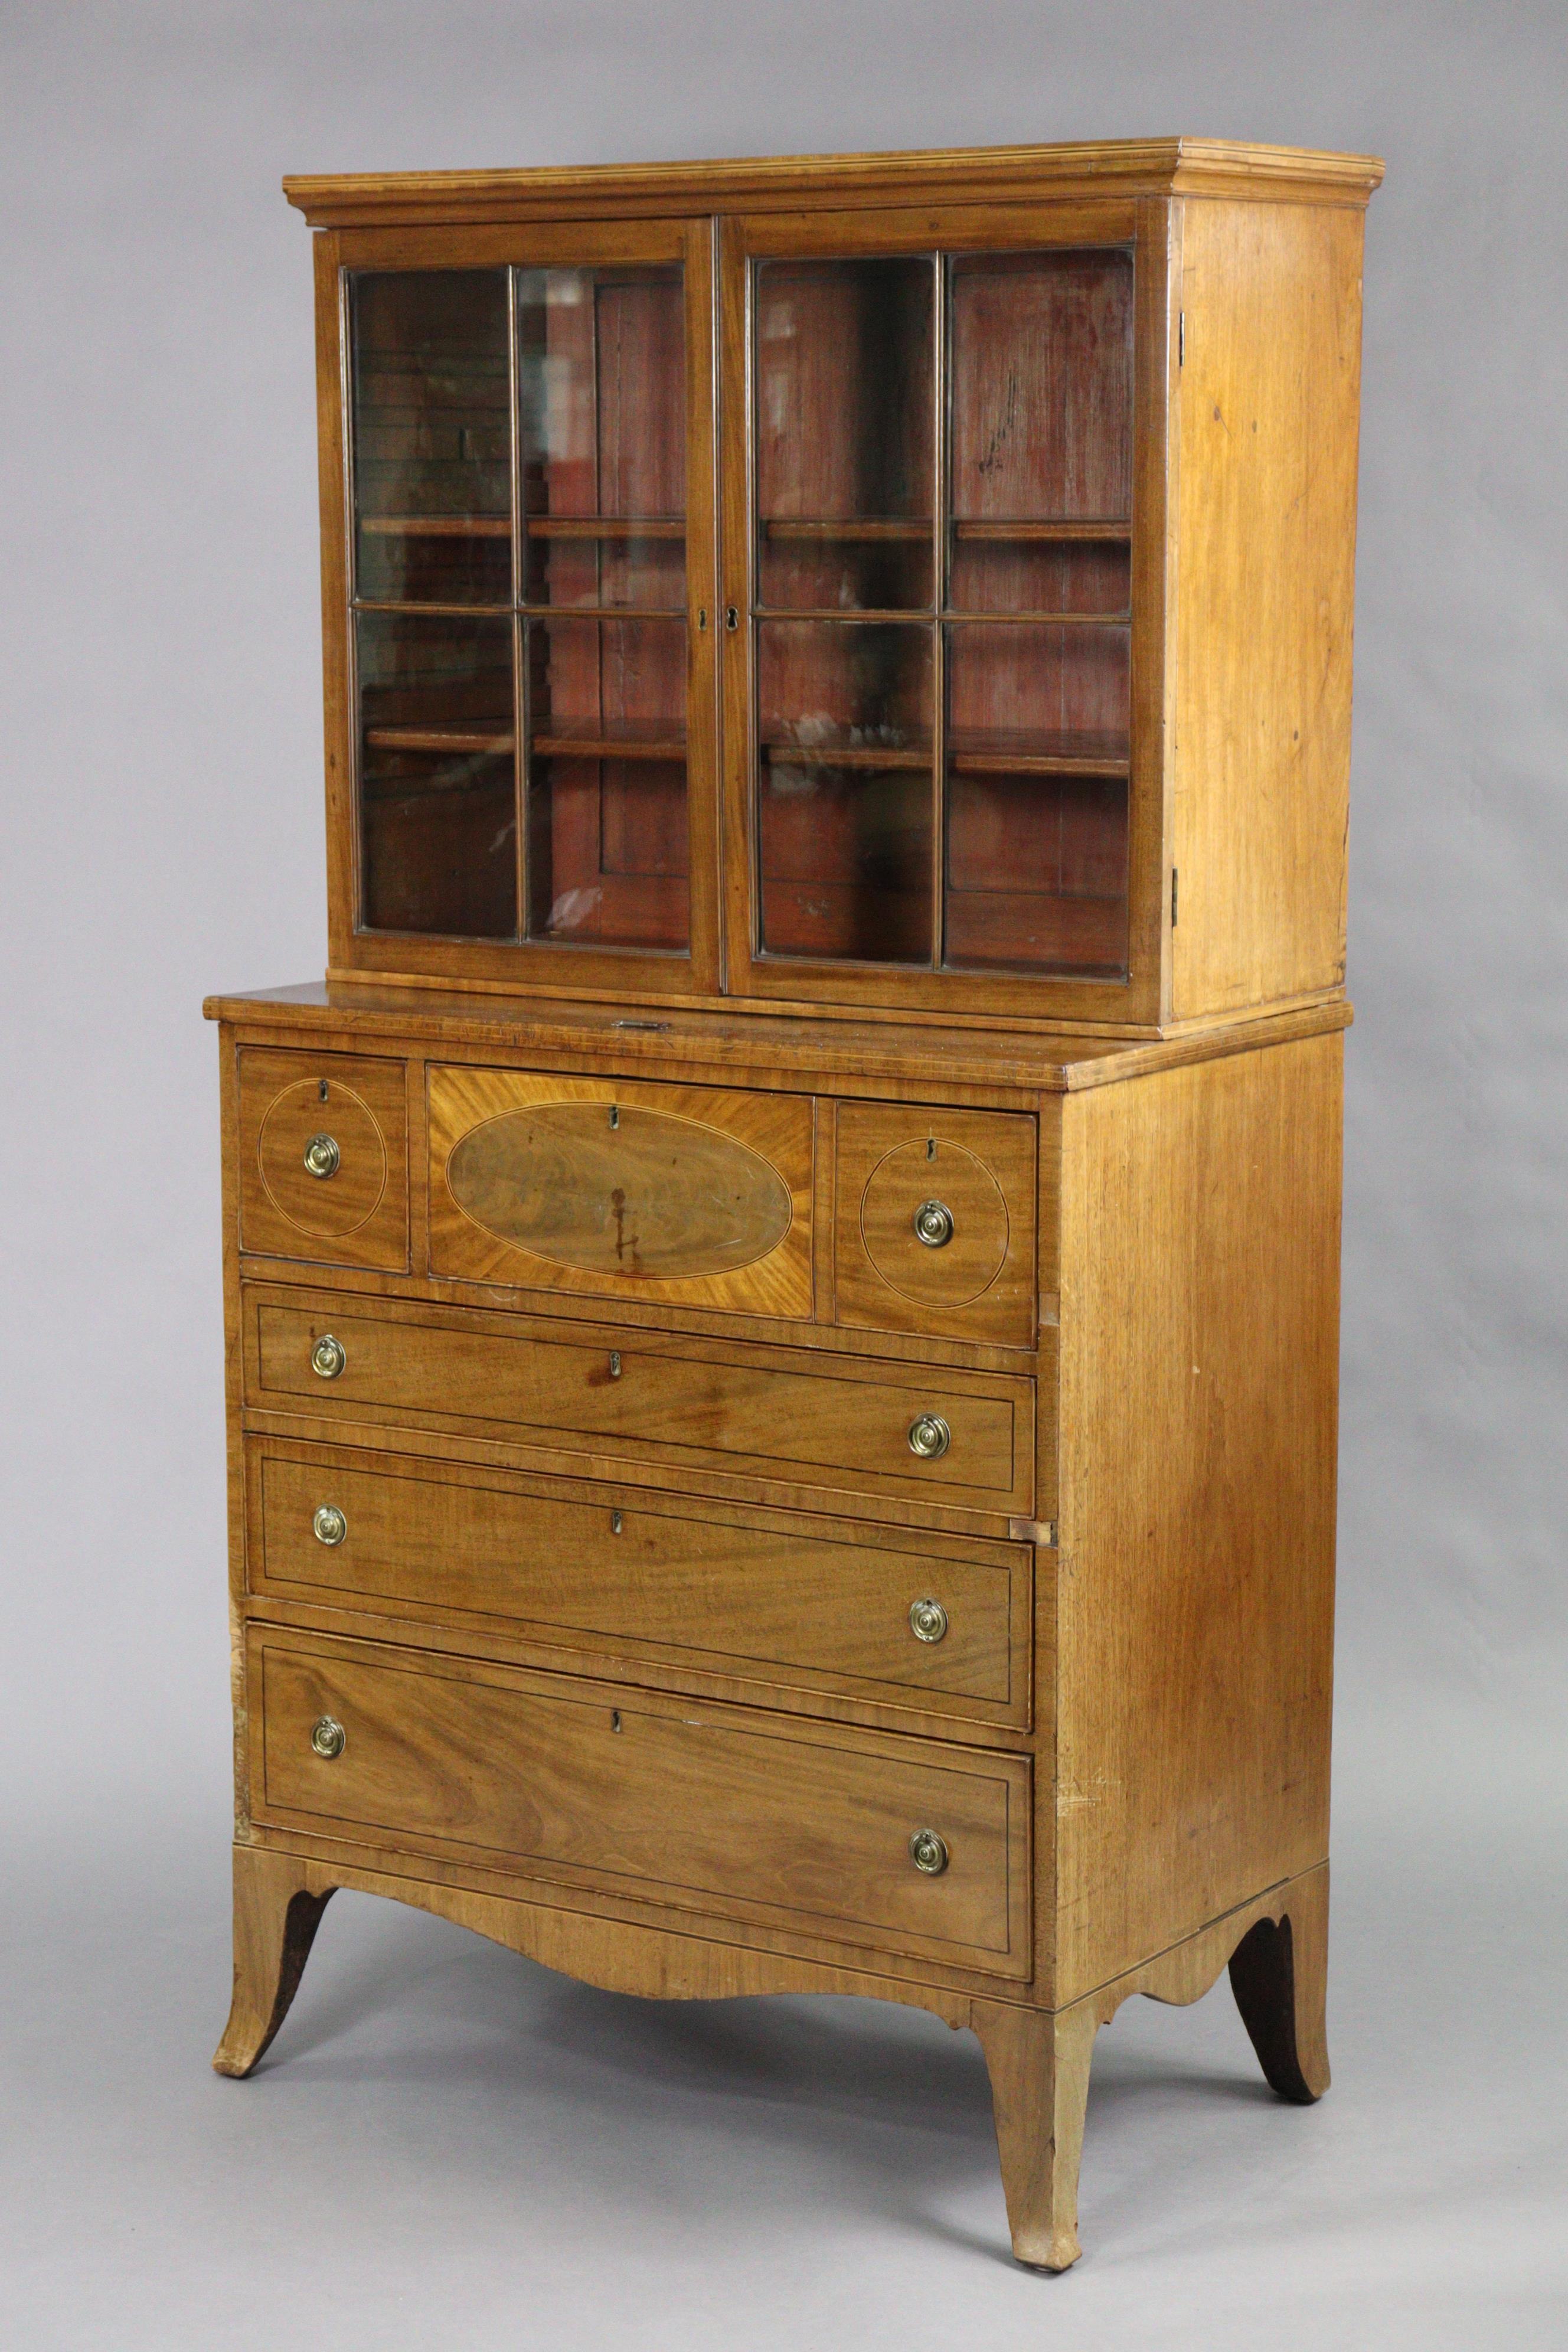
left=3, top=1704, right=1563, bottom=2351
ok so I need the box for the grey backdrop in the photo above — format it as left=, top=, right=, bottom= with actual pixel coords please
left=2, top=4, right=1564, bottom=2344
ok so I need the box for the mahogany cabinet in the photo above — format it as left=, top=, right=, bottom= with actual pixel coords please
left=207, top=138, right=1380, bottom=2270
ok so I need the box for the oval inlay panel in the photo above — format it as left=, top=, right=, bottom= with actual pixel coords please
left=446, top=1103, right=793, bottom=1280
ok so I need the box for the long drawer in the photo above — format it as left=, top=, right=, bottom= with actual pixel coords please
left=249, top=1626, right=1031, bottom=1976
left=248, top=1438, right=1032, bottom=1730
left=244, top=1291, right=1036, bottom=1518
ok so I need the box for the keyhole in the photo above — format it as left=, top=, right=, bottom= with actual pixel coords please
left=611, top=1510, right=623, bottom=1534
left=609, top=1104, right=619, bottom=1129
left=611, top=1710, right=623, bottom=1733
left=926, top=1137, right=936, bottom=1160
left=319, top=1080, right=329, bottom=1102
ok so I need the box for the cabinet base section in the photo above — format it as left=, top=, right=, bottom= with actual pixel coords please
left=214, top=1840, right=1328, bottom=2271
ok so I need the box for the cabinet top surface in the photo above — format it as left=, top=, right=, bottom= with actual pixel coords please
left=203, top=980, right=1351, bottom=1094
left=283, top=138, right=1384, bottom=227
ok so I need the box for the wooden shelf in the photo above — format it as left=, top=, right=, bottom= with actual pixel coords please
left=762, top=518, right=930, bottom=542
left=533, top=723, right=686, bottom=760
left=365, top=723, right=515, bottom=754
left=948, top=728, right=1129, bottom=777
left=361, top=516, right=511, bottom=540
left=761, top=737, right=932, bottom=770
left=525, top=517, right=684, bottom=540
left=759, top=518, right=1131, bottom=543
left=954, top=519, right=1131, bottom=542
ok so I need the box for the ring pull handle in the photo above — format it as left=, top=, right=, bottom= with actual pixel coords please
left=311, top=1334, right=345, bottom=1380
left=303, top=1133, right=340, bottom=1180
left=913, top=1199, right=953, bottom=1249
left=909, top=1829, right=949, bottom=1876
left=907, top=1412, right=950, bottom=1460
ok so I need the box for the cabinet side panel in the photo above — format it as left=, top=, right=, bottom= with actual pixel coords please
left=1171, top=200, right=1366, bottom=1019
left=1055, top=1035, right=1341, bottom=2000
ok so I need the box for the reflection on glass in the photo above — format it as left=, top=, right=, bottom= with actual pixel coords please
left=756, top=619, right=933, bottom=963
left=525, top=615, right=688, bottom=949
left=760, top=763, right=932, bottom=964
left=948, top=249, right=1133, bottom=621
left=357, top=611, right=515, bottom=938
left=351, top=271, right=511, bottom=605
left=943, top=620, right=1129, bottom=976
left=517, top=267, right=685, bottom=610
left=755, top=258, right=933, bottom=611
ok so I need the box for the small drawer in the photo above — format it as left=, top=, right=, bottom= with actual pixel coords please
left=249, top=1438, right=1033, bottom=1729
left=250, top=1626, right=1031, bottom=1975
left=834, top=1103, right=1037, bottom=1347
left=245, top=1292, right=1036, bottom=1519
left=428, top=1065, right=814, bottom=1319
left=238, top=1048, right=409, bottom=1272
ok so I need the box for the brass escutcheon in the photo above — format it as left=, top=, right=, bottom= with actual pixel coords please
left=303, top=1132, right=341, bottom=1180
left=908, top=1597, right=949, bottom=1644
left=311, top=1716, right=345, bottom=1760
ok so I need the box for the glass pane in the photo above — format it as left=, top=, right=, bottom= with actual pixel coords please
left=351, top=271, right=511, bottom=605
left=944, top=620, right=1129, bottom=975
left=518, top=267, right=685, bottom=610
left=755, top=259, right=933, bottom=612
left=757, top=619, right=933, bottom=963
left=525, top=615, right=688, bottom=949
left=357, top=611, right=516, bottom=938
left=948, top=250, right=1133, bottom=616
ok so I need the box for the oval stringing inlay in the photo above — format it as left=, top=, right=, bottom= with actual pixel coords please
left=446, top=1102, right=793, bottom=1279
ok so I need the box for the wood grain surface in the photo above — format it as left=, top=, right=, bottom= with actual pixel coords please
left=239, top=1046, right=409, bottom=1273
left=835, top=1102, right=1038, bottom=1346
left=250, top=1626, right=1032, bottom=1974
left=250, top=1436, right=1030, bottom=1723
left=429, top=1064, right=813, bottom=1315
left=246, top=1290, right=1037, bottom=1515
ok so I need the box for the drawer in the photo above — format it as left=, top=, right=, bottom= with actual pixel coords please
left=246, top=1292, right=1036, bottom=1518
left=249, top=1627, right=1031, bottom=1976
left=429, top=1065, right=814, bottom=1318
left=249, top=1439, right=1033, bottom=1729
left=834, top=1102, right=1037, bottom=1348
left=238, top=1047, right=409, bottom=1272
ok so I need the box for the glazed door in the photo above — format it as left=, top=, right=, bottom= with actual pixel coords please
left=321, top=217, right=719, bottom=994
left=718, top=200, right=1170, bottom=1025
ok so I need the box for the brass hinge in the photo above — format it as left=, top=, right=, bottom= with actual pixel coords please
left=1178, top=309, right=1185, bottom=366
left=1171, top=867, right=1179, bottom=927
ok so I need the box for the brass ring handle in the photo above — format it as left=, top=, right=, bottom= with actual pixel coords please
left=311, top=1334, right=345, bottom=1380
left=908, top=1597, right=949, bottom=1644
left=909, top=1828, right=949, bottom=1876
left=907, top=1412, right=950, bottom=1460
left=310, top=1716, right=345, bottom=1760
left=913, top=1198, right=954, bottom=1248
left=303, top=1132, right=341, bottom=1179
left=313, top=1504, right=347, bottom=1547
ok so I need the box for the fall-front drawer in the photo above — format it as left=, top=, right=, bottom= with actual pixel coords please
left=244, top=1291, right=1036, bottom=1517
left=249, top=1438, right=1032, bottom=1729
left=250, top=1628, right=1031, bottom=1975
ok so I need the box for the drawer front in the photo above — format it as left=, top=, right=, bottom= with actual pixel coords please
left=429, top=1066, right=814, bottom=1318
left=248, top=1295, right=1034, bottom=1515
left=251, top=1629, right=1030, bottom=1974
left=834, top=1103, right=1037, bottom=1347
left=251, top=1440, right=1031, bottom=1727
left=238, top=1047, right=409, bottom=1272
